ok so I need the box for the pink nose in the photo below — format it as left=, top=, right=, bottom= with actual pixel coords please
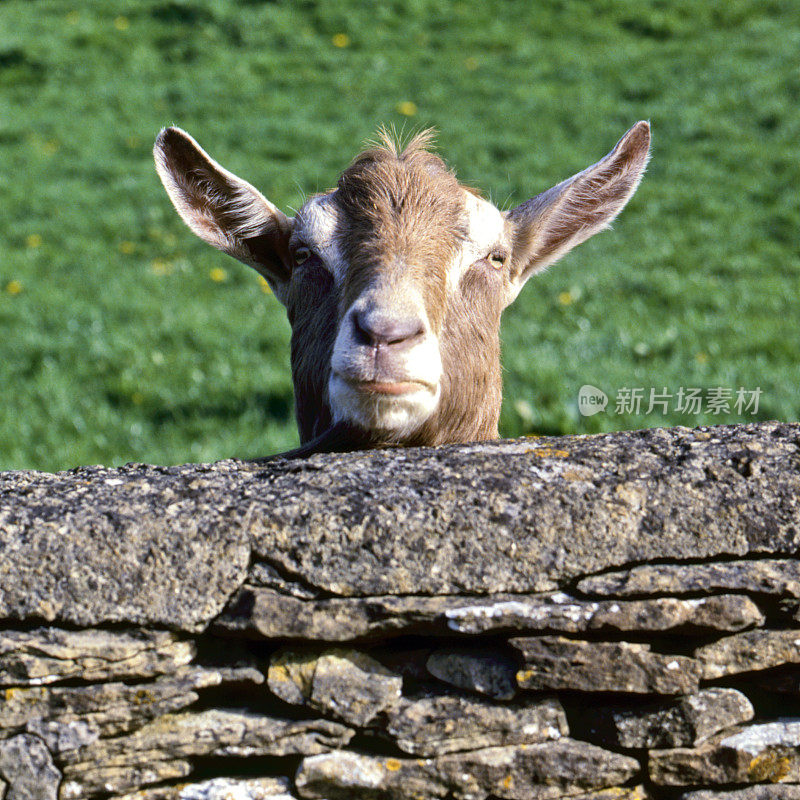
left=353, top=308, right=425, bottom=349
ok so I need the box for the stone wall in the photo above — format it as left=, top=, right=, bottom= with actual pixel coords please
left=1, top=421, right=799, bottom=800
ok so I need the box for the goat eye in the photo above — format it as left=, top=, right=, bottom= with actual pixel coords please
left=294, top=246, right=312, bottom=265
left=488, top=253, right=507, bottom=270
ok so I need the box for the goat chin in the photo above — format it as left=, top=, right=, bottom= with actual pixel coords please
left=328, top=374, right=440, bottom=439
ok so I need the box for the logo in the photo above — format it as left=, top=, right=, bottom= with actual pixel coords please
left=578, top=385, right=608, bottom=416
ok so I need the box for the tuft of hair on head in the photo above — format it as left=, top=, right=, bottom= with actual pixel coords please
left=367, top=125, right=438, bottom=160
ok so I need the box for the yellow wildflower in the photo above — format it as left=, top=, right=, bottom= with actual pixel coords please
left=150, top=259, right=172, bottom=275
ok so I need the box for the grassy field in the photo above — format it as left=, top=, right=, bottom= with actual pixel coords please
left=1, top=0, right=798, bottom=471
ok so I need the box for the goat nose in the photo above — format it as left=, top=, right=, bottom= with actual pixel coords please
left=353, top=309, right=425, bottom=348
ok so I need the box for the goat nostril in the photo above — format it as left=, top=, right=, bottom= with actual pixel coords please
left=391, top=320, right=426, bottom=346
left=352, top=311, right=373, bottom=346
left=353, top=310, right=425, bottom=348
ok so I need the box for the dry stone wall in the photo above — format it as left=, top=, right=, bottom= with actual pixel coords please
left=1, top=421, right=800, bottom=799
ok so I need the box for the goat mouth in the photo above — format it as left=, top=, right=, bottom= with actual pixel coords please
left=347, top=379, right=431, bottom=396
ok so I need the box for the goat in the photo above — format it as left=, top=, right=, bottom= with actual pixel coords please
left=154, top=122, right=650, bottom=455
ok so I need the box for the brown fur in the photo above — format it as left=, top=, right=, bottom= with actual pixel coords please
left=284, top=259, right=338, bottom=443
left=412, top=266, right=505, bottom=444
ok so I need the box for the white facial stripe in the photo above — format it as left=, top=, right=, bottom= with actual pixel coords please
left=447, top=192, right=508, bottom=290
left=328, top=288, right=443, bottom=435
left=295, top=193, right=346, bottom=282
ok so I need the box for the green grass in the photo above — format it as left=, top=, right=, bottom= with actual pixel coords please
left=1, top=0, right=798, bottom=471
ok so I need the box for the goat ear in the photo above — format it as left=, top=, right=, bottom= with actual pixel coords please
left=154, top=127, right=293, bottom=304
left=504, top=121, right=650, bottom=300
